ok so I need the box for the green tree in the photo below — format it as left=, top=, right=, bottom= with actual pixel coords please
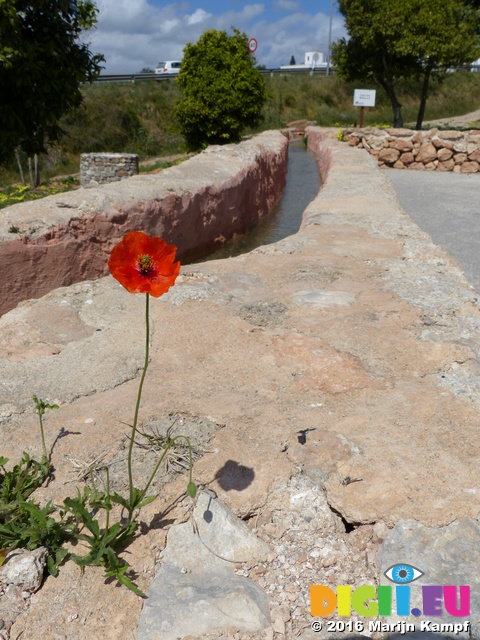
left=333, top=0, right=480, bottom=129
left=0, top=0, right=104, bottom=167
left=174, top=28, right=267, bottom=151
left=290, top=55, right=296, bottom=65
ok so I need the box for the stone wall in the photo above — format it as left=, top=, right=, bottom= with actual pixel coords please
left=80, top=153, right=139, bottom=187
left=343, top=127, right=480, bottom=172
left=0, top=131, right=289, bottom=317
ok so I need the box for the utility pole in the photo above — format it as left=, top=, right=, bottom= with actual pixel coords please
left=326, top=0, right=334, bottom=76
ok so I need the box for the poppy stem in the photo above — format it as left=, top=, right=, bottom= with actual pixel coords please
left=127, top=292, right=150, bottom=521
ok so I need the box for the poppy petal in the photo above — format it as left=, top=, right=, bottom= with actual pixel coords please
left=108, top=231, right=180, bottom=297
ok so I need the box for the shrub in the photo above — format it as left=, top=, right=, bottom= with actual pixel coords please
left=175, top=28, right=267, bottom=151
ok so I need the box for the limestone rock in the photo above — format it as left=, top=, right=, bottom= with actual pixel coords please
left=400, top=152, right=414, bottom=165
left=377, top=518, right=480, bottom=630
left=437, top=147, right=453, bottom=162
left=378, top=147, right=400, bottom=164
left=415, top=143, right=437, bottom=163
left=136, top=569, right=271, bottom=640
left=469, top=149, right=480, bottom=163
left=389, top=139, right=413, bottom=152
left=164, top=490, right=271, bottom=570
left=460, top=161, right=479, bottom=173
left=137, top=491, right=271, bottom=639
left=0, top=548, right=47, bottom=592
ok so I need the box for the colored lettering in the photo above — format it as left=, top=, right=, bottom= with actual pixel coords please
left=423, top=585, right=443, bottom=616
left=443, top=586, right=470, bottom=617
left=352, top=585, right=378, bottom=617
left=378, top=585, right=392, bottom=616
left=395, top=586, right=411, bottom=616
left=337, top=586, right=352, bottom=616
left=310, top=586, right=336, bottom=616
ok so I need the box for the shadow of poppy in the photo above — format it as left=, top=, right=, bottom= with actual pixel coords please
left=214, top=459, right=255, bottom=492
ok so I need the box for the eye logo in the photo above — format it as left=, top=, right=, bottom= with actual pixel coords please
left=384, top=564, right=424, bottom=584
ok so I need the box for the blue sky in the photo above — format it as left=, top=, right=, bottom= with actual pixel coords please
left=87, top=1, right=347, bottom=73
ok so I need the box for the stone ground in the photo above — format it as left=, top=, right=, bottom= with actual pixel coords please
left=1, top=129, right=480, bottom=639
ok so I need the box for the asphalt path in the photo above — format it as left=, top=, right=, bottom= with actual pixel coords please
left=387, top=169, right=480, bottom=293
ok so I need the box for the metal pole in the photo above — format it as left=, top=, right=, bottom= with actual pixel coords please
left=326, top=0, right=334, bottom=76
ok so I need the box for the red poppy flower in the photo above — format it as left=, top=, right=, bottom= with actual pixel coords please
left=108, top=231, right=180, bottom=297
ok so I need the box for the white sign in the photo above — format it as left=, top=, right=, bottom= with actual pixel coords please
left=353, top=89, right=376, bottom=107
left=248, top=38, right=257, bottom=53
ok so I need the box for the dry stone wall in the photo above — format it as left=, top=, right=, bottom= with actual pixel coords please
left=80, top=152, right=139, bottom=187
left=343, top=126, right=480, bottom=172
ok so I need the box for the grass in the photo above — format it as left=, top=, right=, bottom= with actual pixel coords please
left=1, top=71, right=479, bottom=195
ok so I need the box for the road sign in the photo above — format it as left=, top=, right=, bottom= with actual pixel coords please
left=248, top=38, right=257, bottom=53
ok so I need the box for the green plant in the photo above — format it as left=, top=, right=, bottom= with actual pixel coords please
left=0, top=233, right=197, bottom=596
left=175, top=27, right=267, bottom=150
left=0, top=499, right=73, bottom=576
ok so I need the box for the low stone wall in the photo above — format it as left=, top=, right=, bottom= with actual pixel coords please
left=80, top=153, right=139, bottom=187
left=0, top=131, right=289, bottom=317
left=343, top=127, right=480, bottom=172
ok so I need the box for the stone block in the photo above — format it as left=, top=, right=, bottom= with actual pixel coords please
left=454, top=153, right=467, bottom=165
left=467, top=148, right=480, bottom=163
left=437, top=130, right=464, bottom=140
left=389, top=139, right=414, bottom=152
left=409, top=162, right=426, bottom=170
left=378, top=147, right=400, bottom=164
left=415, top=143, right=437, bottom=163
left=460, top=161, right=479, bottom=173
left=437, top=147, right=453, bottom=162
left=387, top=128, right=414, bottom=137
left=432, top=138, right=453, bottom=149
left=437, top=159, right=455, bottom=171
left=411, top=131, right=425, bottom=144
left=400, top=152, right=414, bottom=165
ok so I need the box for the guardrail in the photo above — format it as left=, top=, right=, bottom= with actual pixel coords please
left=94, top=67, right=334, bottom=83
left=94, top=64, right=479, bottom=84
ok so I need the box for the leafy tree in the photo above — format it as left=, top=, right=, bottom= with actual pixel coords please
left=0, top=0, right=104, bottom=167
left=333, top=0, right=480, bottom=129
left=290, top=55, right=296, bottom=65
left=174, top=28, right=267, bottom=151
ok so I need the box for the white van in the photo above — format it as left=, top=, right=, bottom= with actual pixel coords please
left=155, top=61, right=181, bottom=75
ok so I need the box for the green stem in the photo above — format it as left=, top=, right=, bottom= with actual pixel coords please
left=38, top=412, right=48, bottom=463
left=105, top=467, right=110, bottom=531
left=127, top=292, right=150, bottom=521
left=139, top=435, right=194, bottom=504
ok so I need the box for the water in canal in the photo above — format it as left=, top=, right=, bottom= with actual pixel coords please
left=196, top=139, right=321, bottom=262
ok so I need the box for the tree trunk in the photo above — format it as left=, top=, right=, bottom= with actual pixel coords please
left=34, top=153, right=40, bottom=187
left=416, top=65, right=432, bottom=130
left=28, top=157, right=34, bottom=188
left=15, top=149, right=25, bottom=186
left=380, top=79, right=404, bottom=128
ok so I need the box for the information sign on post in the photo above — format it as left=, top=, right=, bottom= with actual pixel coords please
left=353, top=89, right=376, bottom=127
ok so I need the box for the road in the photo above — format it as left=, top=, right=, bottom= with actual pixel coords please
left=387, top=169, right=480, bottom=292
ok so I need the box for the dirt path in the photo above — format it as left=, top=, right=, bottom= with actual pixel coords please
left=422, top=107, right=480, bottom=128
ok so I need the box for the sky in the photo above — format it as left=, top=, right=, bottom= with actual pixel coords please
left=85, top=0, right=347, bottom=74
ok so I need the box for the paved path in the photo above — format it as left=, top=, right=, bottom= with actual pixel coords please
left=387, top=169, right=480, bottom=292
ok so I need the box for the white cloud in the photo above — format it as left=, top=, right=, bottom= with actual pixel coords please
left=186, top=8, right=211, bottom=25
